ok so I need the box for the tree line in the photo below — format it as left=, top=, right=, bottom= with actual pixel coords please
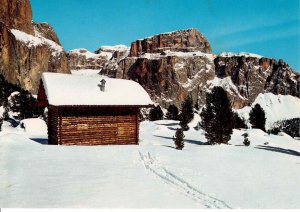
left=149, top=86, right=269, bottom=149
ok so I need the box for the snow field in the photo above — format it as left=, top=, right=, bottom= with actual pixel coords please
left=1, top=118, right=299, bottom=208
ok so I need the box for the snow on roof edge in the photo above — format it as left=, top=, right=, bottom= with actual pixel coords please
left=41, top=72, right=154, bottom=107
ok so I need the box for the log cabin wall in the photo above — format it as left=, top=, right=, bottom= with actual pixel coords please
left=48, top=106, right=139, bottom=145
left=48, top=107, right=60, bottom=145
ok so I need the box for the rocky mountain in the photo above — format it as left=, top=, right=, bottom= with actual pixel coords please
left=68, top=45, right=129, bottom=70
left=0, top=0, right=70, bottom=94
left=129, top=28, right=212, bottom=57
left=0, top=0, right=298, bottom=108
left=214, top=54, right=299, bottom=108
left=99, top=29, right=299, bottom=109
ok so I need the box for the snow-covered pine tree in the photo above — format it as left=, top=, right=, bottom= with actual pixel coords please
left=249, top=104, right=266, bottom=131
left=8, top=92, right=22, bottom=120
left=269, top=118, right=300, bottom=137
left=232, top=112, right=247, bottom=129
left=149, top=105, right=164, bottom=121
left=166, top=104, right=179, bottom=120
left=200, top=86, right=234, bottom=144
left=173, top=128, right=185, bottom=150
left=179, top=95, right=194, bottom=131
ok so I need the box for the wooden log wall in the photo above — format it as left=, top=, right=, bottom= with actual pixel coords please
left=48, top=107, right=59, bottom=145
left=48, top=106, right=140, bottom=145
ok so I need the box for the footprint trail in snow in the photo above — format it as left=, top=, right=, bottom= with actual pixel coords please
left=139, top=151, right=232, bottom=209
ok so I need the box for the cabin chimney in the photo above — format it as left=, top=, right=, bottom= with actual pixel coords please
left=98, top=79, right=106, bottom=92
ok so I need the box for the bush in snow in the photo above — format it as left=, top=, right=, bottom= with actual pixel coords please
left=249, top=104, right=266, bottom=131
left=200, top=86, right=234, bottom=145
left=7, top=91, right=38, bottom=120
left=7, top=92, right=22, bottom=119
left=173, top=128, right=185, bottom=150
left=242, top=132, right=250, bottom=146
left=149, top=105, right=164, bottom=121
left=0, top=74, right=43, bottom=120
left=166, top=104, right=179, bottom=120
left=269, top=118, right=300, bottom=138
left=232, top=112, right=247, bottom=129
left=179, top=94, right=194, bottom=131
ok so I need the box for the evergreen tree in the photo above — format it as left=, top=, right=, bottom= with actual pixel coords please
left=232, top=112, right=247, bottom=129
left=149, top=105, right=164, bottom=121
left=173, top=128, right=185, bottom=150
left=269, top=118, right=300, bottom=137
left=166, top=104, right=179, bottom=120
left=179, top=95, right=194, bottom=131
left=249, top=104, right=266, bottom=131
left=8, top=92, right=22, bottom=120
left=242, top=132, right=250, bottom=146
left=200, top=86, right=234, bottom=144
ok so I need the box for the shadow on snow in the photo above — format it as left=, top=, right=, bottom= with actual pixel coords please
left=30, top=138, right=48, bottom=145
left=255, top=145, right=300, bottom=157
left=154, top=135, right=209, bottom=146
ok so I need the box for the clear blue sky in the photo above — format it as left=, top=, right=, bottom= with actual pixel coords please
left=31, top=0, right=300, bottom=71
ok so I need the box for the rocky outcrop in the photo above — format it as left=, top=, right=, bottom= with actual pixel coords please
left=265, top=59, right=299, bottom=96
left=68, top=49, right=106, bottom=70
left=0, top=0, right=70, bottom=93
left=214, top=54, right=299, bottom=108
left=102, top=51, right=215, bottom=108
left=129, top=28, right=212, bottom=57
left=100, top=29, right=299, bottom=109
left=0, top=0, right=34, bottom=35
left=68, top=45, right=129, bottom=70
left=34, top=23, right=61, bottom=45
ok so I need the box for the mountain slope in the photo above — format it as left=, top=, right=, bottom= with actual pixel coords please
left=98, top=29, right=299, bottom=109
left=237, top=93, right=300, bottom=130
left=0, top=0, right=70, bottom=94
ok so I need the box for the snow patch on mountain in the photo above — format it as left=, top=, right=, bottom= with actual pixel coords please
left=207, top=77, right=245, bottom=100
left=69, top=48, right=104, bottom=59
left=98, top=45, right=129, bottom=52
left=219, top=52, right=263, bottom=58
left=237, top=93, right=300, bottom=129
left=10, top=29, right=64, bottom=57
left=139, top=50, right=215, bottom=61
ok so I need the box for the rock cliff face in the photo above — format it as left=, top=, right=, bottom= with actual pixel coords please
left=111, top=52, right=215, bottom=108
left=68, top=45, right=129, bottom=70
left=214, top=54, right=299, bottom=108
left=100, top=30, right=299, bottom=109
left=0, top=0, right=70, bottom=94
left=34, top=23, right=61, bottom=45
left=0, top=0, right=34, bottom=35
left=129, top=28, right=212, bottom=57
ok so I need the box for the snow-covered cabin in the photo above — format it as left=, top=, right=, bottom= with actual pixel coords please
left=37, top=73, right=153, bottom=145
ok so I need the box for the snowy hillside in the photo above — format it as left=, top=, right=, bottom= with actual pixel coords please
left=237, top=93, right=300, bottom=129
left=0, top=118, right=300, bottom=208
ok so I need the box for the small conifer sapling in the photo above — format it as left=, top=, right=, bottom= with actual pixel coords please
left=173, top=128, right=185, bottom=150
left=242, top=132, right=250, bottom=146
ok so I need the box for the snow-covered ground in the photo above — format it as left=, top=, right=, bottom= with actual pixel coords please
left=0, top=117, right=300, bottom=208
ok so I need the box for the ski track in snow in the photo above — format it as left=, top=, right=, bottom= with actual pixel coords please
left=139, top=151, right=232, bottom=209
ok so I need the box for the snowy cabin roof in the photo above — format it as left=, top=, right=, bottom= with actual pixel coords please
left=40, top=73, right=154, bottom=106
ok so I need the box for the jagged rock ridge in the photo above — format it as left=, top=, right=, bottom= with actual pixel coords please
left=129, top=28, right=212, bottom=57
left=100, top=30, right=299, bottom=109
left=68, top=45, right=129, bottom=70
